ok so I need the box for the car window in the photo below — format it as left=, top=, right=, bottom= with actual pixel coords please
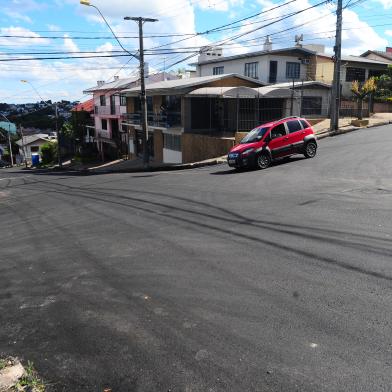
left=270, top=123, right=286, bottom=139
left=300, top=119, right=310, bottom=129
left=240, top=127, right=269, bottom=144
left=287, top=120, right=302, bottom=133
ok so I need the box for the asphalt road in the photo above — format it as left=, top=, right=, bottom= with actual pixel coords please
left=1, top=125, right=392, bottom=392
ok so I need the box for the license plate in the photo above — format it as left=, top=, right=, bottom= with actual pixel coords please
left=228, top=159, right=236, bottom=165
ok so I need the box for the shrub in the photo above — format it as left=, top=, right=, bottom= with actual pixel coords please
left=40, top=141, right=58, bottom=164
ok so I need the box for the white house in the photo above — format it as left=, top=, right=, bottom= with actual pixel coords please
left=16, top=134, right=56, bottom=162
left=191, top=41, right=332, bottom=116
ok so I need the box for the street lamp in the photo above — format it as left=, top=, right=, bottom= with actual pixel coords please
left=20, top=79, right=61, bottom=167
left=0, top=113, right=14, bottom=167
left=80, top=0, right=137, bottom=58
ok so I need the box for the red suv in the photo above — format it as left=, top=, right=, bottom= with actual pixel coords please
left=227, top=116, right=317, bottom=169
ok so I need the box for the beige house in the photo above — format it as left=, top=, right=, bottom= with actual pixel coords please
left=121, top=74, right=301, bottom=164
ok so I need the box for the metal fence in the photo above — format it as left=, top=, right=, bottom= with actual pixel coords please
left=122, top=112, right=181, bottom=128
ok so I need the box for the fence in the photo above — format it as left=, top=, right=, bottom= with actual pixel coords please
left=122, top=112, right=181, bottom=128
left=339, top=100, right=369, bottom=118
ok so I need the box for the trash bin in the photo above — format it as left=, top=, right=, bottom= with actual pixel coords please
left=31, top=154, right=40, bottom=166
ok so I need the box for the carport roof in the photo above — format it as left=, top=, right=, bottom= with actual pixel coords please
left=122, top=73, right=264, bottom=96
left=186, top=86, right=296, bottom=98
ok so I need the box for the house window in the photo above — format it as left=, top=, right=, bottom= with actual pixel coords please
left=301, top=96, right=322, bottom=115
left=101, top=119, right=107, bottom=130
left=286, top=62, right=300, bottom=79
left=120, top=94, right=127, bottom=106
left=346, top=67, right=366, bottom=82
left=100, top=95, right=106, bottom=106
left=31, top=146, right=39, bottom=153
left=213, top=66, right=224, bottom=75
left=244, top=62, right=258, bottom=79
left=163, top=133, right=181, bottom=151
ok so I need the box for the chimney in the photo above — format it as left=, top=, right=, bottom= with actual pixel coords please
left=114, top=75, right=119, bottom=81
left=263, top=36, right=272, bottom=51
left=97, top=80, right=105, bottom=86
left=386, top=47, right=392, bottom=53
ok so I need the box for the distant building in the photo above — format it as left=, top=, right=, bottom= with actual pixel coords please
left=16, top=134, right=57, bottom=163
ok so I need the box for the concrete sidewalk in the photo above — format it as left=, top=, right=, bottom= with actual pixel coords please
left=313, top=113, right=392, bottom=139
left=66, top=155, right=228, bottom=174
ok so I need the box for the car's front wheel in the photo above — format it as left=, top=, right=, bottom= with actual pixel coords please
left=304, top=141, right=317, bottom=158
left=256, top=153, right=271, bottom=169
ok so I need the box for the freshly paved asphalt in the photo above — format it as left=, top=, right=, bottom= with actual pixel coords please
left=1, top=125, right=392, bottom=392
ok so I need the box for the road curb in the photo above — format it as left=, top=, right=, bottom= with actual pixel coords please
left=316, top=120, right=392, bottom=140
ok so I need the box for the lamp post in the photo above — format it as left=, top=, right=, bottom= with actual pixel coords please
left=0, top=113, right=14, bottom=167
left=124, top=16, right=158, bottom=166
left=80, top=0, right=137, bottom=59
left=20, top=79, right=61, bottom=167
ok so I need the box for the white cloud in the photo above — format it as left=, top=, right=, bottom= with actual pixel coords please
left=0, top=27, right=51, bottom=47
left=47, top=24, right=61, bottom=32
left=196, top=0, right=244, bottom=12
left=63, top=35, right=79, bottom=53
left=229, top=0, right=389, bottom=56
left=3, top=10, right=33, bottom=24
left=373, top=0, right=392, bottom=8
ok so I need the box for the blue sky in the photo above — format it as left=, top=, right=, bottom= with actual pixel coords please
left=0, top=0, right=391, bottom=103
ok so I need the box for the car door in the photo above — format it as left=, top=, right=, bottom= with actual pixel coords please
left=268, top=122, right=291, bottom=158
left=286, top=119, right=306, bottom=153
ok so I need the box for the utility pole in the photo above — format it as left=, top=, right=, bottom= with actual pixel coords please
left=19, top=124, right=28, bottom=168
left=55, top=103, right=62, bottom=167
left=124, top=16, right=158, bottom=167
left=330, top=0, right=343, bottom=133
left=7, top=122, right=13, bottom=167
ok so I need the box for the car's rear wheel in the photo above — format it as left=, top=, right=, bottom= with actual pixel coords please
left=304, top=141, right=317, bottom=158
left=256, top=153, right=271, bottom=169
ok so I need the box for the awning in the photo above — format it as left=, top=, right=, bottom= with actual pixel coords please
left=186, top=86, right=297, bottom=99
left=187, top=86, right=259, bottom=98
left=253, top=87, right=297, bottom=98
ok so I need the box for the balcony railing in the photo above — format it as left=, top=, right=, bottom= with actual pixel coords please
left=94, top=105, right=123, bottom=116
left=122, top=112, right=181, bottom=128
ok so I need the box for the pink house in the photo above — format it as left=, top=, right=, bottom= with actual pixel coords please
left=84, top=73, right=179, bottom=160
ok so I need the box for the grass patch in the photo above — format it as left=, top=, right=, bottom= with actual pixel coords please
left=0, top=358, right=8, bottom=370
left=14, top=361, right=46, bottom=392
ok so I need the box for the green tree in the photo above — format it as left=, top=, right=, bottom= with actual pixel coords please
left=351, top=77, right=377, bottom=120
